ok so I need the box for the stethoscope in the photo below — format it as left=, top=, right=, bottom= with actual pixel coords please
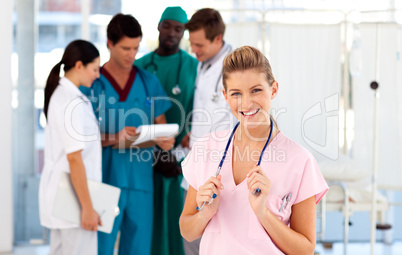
left=197, top=118, right=274, bottom=211
left=197, top=44, right=232, bottom=102
left=144, top=50, right=183, bottom=95
left=201, top=62, right=222, bottom=102
left=211, top=72, right=222, bottom=102
left=92, top=66, right=151, bottom=123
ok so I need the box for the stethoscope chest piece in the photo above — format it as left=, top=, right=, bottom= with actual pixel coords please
left=172, top=84, right=181, bottom=95
left=211, top=93, right=219, bottom=102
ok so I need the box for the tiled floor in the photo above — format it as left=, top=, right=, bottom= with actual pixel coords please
left=5, top=241, right=402, bottom=255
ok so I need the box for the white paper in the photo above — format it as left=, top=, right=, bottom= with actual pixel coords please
left=132, top=124, right=179, bottom=146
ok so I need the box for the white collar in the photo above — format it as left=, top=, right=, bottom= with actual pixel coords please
left=59, top=77, right=87, bottom=99
left=201, top=42, right=232, bottom=69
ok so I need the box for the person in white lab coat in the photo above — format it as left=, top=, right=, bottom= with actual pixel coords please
left=38, top=40, right=101, bottom=255
left=182, top=8, right=234, bottom=255
left=184, top=8, right=235, bottom=149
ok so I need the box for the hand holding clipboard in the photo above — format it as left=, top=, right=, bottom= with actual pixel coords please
left=113, top=124, right=179, bottom=149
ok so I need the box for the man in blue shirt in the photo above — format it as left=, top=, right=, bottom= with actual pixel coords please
left=80, top=13, right=173, bottom=255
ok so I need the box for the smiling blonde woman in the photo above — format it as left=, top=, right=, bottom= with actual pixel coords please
left=179, top=46, right=328, bottom=255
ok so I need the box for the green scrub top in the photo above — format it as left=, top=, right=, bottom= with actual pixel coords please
left=136, top=50, right=197, bottom=255
left=136, top=50, right=198, bottom=147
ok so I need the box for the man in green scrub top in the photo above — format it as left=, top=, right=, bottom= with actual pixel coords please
left=135, top=6, right=198, bottom=255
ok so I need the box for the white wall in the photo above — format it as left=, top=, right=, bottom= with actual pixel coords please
left=269, top=23, right=341, bottom=159
left=0, top=0, right=14, bottom=252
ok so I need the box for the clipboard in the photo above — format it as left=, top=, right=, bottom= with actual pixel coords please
left=52, top=172, right=121, bottom=234
left=113, top=124, right=179, bottom=149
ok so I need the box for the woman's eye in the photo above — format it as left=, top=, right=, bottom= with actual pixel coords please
left=252, top=89, right=262, bottom=93
left=231, top=92, right=241, bottom=96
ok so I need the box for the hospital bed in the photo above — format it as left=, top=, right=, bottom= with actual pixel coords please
left=315, top=153, right=390, bottom=255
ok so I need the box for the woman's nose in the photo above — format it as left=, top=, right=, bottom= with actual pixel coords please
left=240, top=95, right=252, bottom=109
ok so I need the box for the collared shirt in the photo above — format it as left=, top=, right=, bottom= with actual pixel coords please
left=190, top=42, right=235, bottom=148
left=198, top=42, right=232, bottom=75
left=39, top=77, right=102, bottom=229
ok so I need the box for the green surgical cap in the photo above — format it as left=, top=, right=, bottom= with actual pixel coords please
left=159, top=6, right=188, bottom=24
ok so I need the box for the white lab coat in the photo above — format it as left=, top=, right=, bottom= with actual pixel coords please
left=39, top=77, right=102, bottom=229
left=190, top=43, right=236, bottom=147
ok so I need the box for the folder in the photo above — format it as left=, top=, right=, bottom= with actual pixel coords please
left=52, top=172, right=121, bottom=234
left=113, top=124, right=179, bottom=149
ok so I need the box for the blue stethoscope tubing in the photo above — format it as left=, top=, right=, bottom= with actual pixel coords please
left=93, top=66, right=152, bottom=122
left=197, top=117, right=274, bottom=211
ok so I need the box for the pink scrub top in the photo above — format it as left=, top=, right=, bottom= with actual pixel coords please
left=182, top=130, right=329, bottom=255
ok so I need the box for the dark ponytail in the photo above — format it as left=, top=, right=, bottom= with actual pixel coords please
left=44, top=62, right=62, bottom=119
left=43, top=39, right=99, bottom=119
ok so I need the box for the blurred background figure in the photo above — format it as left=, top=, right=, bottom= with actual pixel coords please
left=80, top=13, right=173, bottom=255
left=136, top=6, right=198, bottom=255
left=39, top=39, right=101, bottom=255
left=185, top=8, right=235, bottom=148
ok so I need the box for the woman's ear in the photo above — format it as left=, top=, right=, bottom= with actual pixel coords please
left=271, top=81, right=279, bottom=99
left=74, top=60, right=84, bottom=70
left=222, top=88, right=228, bottom=102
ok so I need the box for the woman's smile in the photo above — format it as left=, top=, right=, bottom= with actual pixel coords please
left=240, top=108, right=260, bottom=117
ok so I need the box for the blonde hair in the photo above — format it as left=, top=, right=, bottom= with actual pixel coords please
left=222, top=46, right=275, bottom=90
left=222, top=46, right=278, bottom=129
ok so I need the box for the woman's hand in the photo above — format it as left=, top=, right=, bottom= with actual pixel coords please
left=196, top=175, right=224, bottom=221
left=155, top=136, right=175, bottom=151
left=81, top=208, right=102, bottom=231
left=247, top=165, right=271, bottom=217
